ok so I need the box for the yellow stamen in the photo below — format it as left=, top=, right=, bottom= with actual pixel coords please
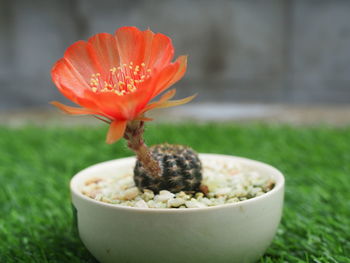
left=88, top=62, right=151, bottom=96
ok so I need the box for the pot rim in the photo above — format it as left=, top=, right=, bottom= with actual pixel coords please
left=71, top=153, right=285, bottom=213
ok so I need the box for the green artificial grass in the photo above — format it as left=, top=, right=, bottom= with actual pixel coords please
left=0, top=123, right=349, bottom=262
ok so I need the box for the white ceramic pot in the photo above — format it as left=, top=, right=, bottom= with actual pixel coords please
left=71, top=154, right=284, bottom=263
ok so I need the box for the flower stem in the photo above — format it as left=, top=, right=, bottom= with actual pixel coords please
left=124, top=121, right=161, bottom=178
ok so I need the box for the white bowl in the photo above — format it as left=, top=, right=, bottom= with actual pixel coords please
left=71, top=154, right=284, bottom=263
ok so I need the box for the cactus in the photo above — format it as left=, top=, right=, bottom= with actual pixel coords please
left=134, top=143, right=202, bottom=193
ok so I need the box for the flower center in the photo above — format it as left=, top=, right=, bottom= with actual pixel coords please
left=89, top=62, right=151, bottom=96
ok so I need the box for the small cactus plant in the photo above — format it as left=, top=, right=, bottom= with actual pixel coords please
left=134, top=144, right=202, bottom=193
left=51, top=26, right=206, bottom=194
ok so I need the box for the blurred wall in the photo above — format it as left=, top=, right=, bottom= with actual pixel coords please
left=0, top=0, right=350, bottom=110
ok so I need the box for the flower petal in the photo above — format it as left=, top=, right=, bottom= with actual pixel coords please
left=158, top=89, right=177, bottom=102
left=50, top=101, right=99, bottom=115
left=140, top=88, right=176, bottom=114
left=64, top=40, right=104, bottom=81
left=115, top=26, right=146, bottom=66
left=166, top=55, right=187, bottom=87
left=52, top=59, right=104, bottom=114
left=88, top=33, right=120, bottom=73
left=52, top=58, right=89, bottom=100
left=151, top=55, right=187, bottom=97
left=115, top=27, right=174, bottom=70
left=135, top=116, right=154, bottom=122
left=143, top=94, right=197, bottom=113
left=83, top=75, right=156, bottom=121
left=155, top=94, right=197, bottom=109
left=142, top=29, right=174, bottom=69
left=81, top=92, right=128, bottom=120
left=106, top=120, right=127, bottom=144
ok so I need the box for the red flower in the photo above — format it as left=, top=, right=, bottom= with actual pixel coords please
left=51, top=26, right=194, bottom=143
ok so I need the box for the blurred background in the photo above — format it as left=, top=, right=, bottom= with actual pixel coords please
left=1, top=0, right=350, bottom=124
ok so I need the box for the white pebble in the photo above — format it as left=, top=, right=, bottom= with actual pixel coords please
left=123, top=187, right=139, bottom=200
left=135, top=200, right=148, bottom=208
left=167, top=198, right=186, bottom=208
left=214, top=187, right=231, bottom=196
left=227, top=198, right=239, bottom=203
left=147, top=200, right=157, bottom=208
left=251, top=187, right=262, bottom=195
left=141, top=189, right=154, bottom=201
left=185, top=199, right=207, bottom=208
left=201, top=197, right=213, bottom=206
left=155, top=190, right=175, bottom=202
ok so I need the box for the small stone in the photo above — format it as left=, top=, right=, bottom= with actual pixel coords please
left=85, top=178, right=102, bottom=186
left=176, top=191, right=188, bottom=198
left=101, top=196, right=111, bottom=203
left=82, top=190, right=98, bottom=199
left=176, top=191, right=191, bottom=200
left=95, top=193, right=103, bottom=201
left=263, top=180, right=275, bottom=192
left=142, top=189, right=155, bottom=201
left=155, top=190, right=175, bottom=202
left=167, top=198, right=186, bottom=208
left=227, top=198, right=239, bottom=203
left=201, top=197, right=213, bottom=206
left=195, top=192, right=204, bottom=198
left=214, top=187, right=231, bottom=196
left=110, top=200, right=121, bottom=204
left=155, top=202, right=167, bottom=208
left=147, top=200, right=157, bottom=208
left=135, top=200, right=148, bottom=208
left=251, top=187, right=262, bottom=195
left=123, top=187, right=139, bottom=200
left=185, top=199, right=207, bottom=208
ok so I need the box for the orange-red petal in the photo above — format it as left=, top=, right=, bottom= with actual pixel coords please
left=115, top=27, right=174, bottom=71
left=142, top=29, right=174, bottom=69
left=106, top=120, right=127, bottom=144
left=154, top=94, right=197, bottom=109
left=83, top=74, right=157, bottom=121
left=166, top=55, right=187, bottom=88
left=143, top=94, right=196, bottom=113
left=140, top=89, right=176, bottom=114
left=52, top=59, right=104, bottom=114
left=51, top=101, right=100, bottom=115
left=135, top=116, right=154, bottom=122
left=64, top=41, right=104, bottom=81
left=115, top=27, right=146, bottom=66
left=158, top=89, right=177, bottom=102
left=88, top=33, right=120, bottom=75
left=151, top=55, right=187, bottom=98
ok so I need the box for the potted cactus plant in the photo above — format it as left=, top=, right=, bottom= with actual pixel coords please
left=52, top=26, right=284, bottom=263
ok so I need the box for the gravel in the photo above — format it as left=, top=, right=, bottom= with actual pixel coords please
left=82, top=159, right=275, bottom=209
